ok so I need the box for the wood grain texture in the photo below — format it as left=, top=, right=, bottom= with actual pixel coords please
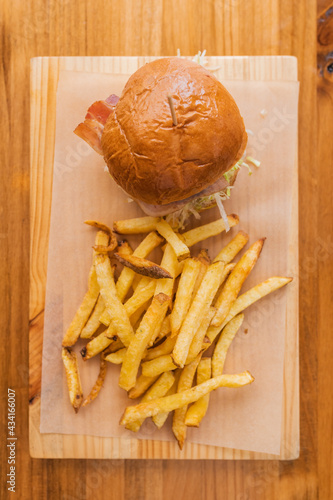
left=1, top=0, right=328, bottom=498
left=29, top=54, right=299, bottom=461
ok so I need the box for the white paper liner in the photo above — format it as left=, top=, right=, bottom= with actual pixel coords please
left=40, top=69, right=299, bottom=455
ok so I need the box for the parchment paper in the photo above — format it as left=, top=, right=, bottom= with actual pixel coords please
left=40, top=67, right=299, bottom=455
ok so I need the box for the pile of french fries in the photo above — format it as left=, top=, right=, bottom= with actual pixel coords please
left=61, top=214, right=292, bottom=449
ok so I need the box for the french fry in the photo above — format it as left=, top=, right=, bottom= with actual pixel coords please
left=129, top=301, right=151, bottom=329
left=99, top=276, right=155, bottom=327
left=156, top=314, right=171, bottom=340
left=95, top=254, right=134, bottom=347
left=62, top=265, right=100, bottom=346
left=114, top=253, right=172, bottom=279
left=181, top=215, right=239, bottom=247
left=144, top=336, right=177, bottom=361
left=212, top=314, right=244, bottom=377
left=82, top=354, right=107, bottom=407
left=128, top=374, right=159, bottom=399
left=186, top=307, right=216, bottom=362
left=212, top=239, right=265, bottom=327
left=125, top=371, right=175, bottom=432
left=170, top=258, right=202, bottom=337
left=172, top=355, right=201, bottom=449
left=116, top=231, right=164, bottom=302
left=119, top=293, right=171, bottom=391
left=156, top=219, right=190, bottom=261
left=152, top=371, right=180, bottom=429
left=92, top=223, right=117, bottom=253
left=114, top=216, right=159, bottom=234
left=189, top=250, right=210, bottom=305
left=62, top=348, right=83, bottom=413
left=124, top=278, right=156, bottom=317
left=213, top=230, right=249, bottom=263
left=154, top=243, right=178, bottom=298
left=80, top=327, right=118, bottom=361
left=116, top=239, right=133, bottom=257
left=62, top=231, right=109, bottom=346
left=185, top=358, right=212, bottom=427
left=220, top=276, right=293, bottom=328
left=105, top=338, right=124, bottom=353
left=120, top=371, right=254, bottom=426
left=85, top=220, right=112, bottom=234
left=141, top=354, right=177, bottom=378
left=105, top=348, right=127, bottom=365
left=172, top=260, right=225, bottom=368
left=80, top=295, right=105, bottom=339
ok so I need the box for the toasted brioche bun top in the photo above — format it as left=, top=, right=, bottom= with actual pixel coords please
left=101, top=57, right=247, bottom=205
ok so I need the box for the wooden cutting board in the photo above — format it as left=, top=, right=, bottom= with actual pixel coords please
left=29, top=56, right=299, bottom=459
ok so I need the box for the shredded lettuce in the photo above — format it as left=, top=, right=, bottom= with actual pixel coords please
left=165, top=188, right=231, bottom=230
left=246, top=156, right=261, bottom=168
left=214, top=193, right=230, bottom=232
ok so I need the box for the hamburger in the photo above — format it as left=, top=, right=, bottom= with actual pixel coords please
left=74, top=57, right=247, bottom=228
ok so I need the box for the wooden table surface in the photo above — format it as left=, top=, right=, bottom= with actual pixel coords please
left=1, top=0, right=332, bottom=498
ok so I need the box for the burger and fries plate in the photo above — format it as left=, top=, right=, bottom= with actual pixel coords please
left=30, top=55, right=299, bottom=459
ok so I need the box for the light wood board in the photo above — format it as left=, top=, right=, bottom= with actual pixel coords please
left=29, top=56, right=299, bottom=459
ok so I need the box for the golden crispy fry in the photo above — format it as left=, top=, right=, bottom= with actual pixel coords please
left=120, top=371, right=254, bottom=426
left=95, top=254, right=134, bottom=347
left=213, top=230, right=249, bottom=263
left=181, top=215, right=239, bottom=247
left=220, top=276, right=293, bottom=328
left=80, top=295, right=105, bottom=339
left=62, top=231, right=108, bottom=346
left=129, top=301, right=151, bottom=329
left=82, top=354, right=107, bottom=407
left=62, top=265, right=99, bottom=347
left=212, top=314, right=244, bottom=377
left=119, top=293, right=171, bottom=391
left=213, top=262, right=236, bottom=297
left=197, top=248, right=211, bottom=266
left=104, top=338, right=124, bottom=353
left=141, top=354, right=177, bottom=378
left=100, top=275, right=152, bottom=327
left=105, top=348, right=127, bottom=364
left=152, top=372, right=180, bottom=429
left=156, top=314, right=171, bottom=340
left=114, top=253, right=172, bottom=279
left=185, top=358, right=212, bottom=427
left=131, top=274, right=141, bottom=290
left=62, top=347, right=83, bottom=413
left=80, top=327, right=118, bottom=360
left=189, top=251, right=210, bottom=305
left=144, top=336, right=177, bottom=361
left=154, top=243, right=178, bottom=298
left=212, top=239, right=265, bottom=327
left=170, top=258, right=202, bottom=337
left=116, top=231, right=164, bottom=302
left=128, top=374, right=159, bottom=399
left=173, top=355, right=201, bottom=449
left=85, top=220, right=112, bottom=234
left=93, top=241, right=117, bottom=253
left=172, top=260, right=225, bottom=368
left=113, top=216, right=159, bottom=234
left=125, top=371, right=175, bottom=432
left=125, top=278, right=156, bottom=316
left=186, top=307, right=216, bottom=362
left=95, top=240, right=133, bottom=326
left=156, top=219, right=190, bottom=261
left=116, top=240, right=133, bottom=257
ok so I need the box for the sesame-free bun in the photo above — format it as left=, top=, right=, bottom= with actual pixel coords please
left=101, top=57, right=247, bottom=205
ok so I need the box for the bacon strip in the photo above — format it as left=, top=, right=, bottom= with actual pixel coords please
left=74, top=94, right=119, bottom=155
